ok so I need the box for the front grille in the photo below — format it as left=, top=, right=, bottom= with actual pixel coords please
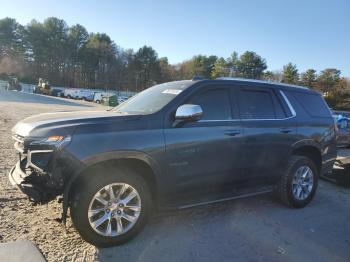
left=12, top=134, right=53, bottom=173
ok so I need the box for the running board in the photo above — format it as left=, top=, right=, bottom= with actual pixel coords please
left=177, top=189, right=274, bottom=210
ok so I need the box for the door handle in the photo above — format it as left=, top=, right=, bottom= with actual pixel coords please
left=280, top=128, right=292, bottom=134
left=224, top=130, right=241, bottom=136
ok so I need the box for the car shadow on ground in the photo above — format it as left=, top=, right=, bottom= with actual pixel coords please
left=0, top=90, right=94, bottom=107
left=322, top=166, right=350, bottom=187
left=93, top=185, right=350, bottom=262
left=327, top=177, right=350, bottom=187
left=95, top=193, right=275, bottom=261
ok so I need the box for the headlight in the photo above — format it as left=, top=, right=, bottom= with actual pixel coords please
left=44, top=136, right=65, bottom=143
left=30, top=135, right=72, bottom=148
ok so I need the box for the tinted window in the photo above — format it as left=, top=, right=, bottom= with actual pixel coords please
left=190, top=88, right=232, bottom=120
left=239, top=89, right=275, bottom=119
left=293, top=92, right=331, bottom=117
left=272, top=92, right=287, bottom=118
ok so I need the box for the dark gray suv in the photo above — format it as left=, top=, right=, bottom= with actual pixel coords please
left=9, top=78, right=337, bottom=247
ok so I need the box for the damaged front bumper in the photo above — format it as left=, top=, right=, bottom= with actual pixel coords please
left=9, top=160, right=60, bottom=203
left=9, top=161, right=41, bottom=202
left=9, top=133, right=85, bottom=223
left=9, top=134, right=68, bottom=203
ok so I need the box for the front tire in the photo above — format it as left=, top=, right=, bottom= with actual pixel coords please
left=277, top=155, right=318, bottom=208
left=70, top=167, right=151, bottom=247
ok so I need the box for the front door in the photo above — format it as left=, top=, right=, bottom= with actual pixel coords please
left=163, top=86, right=244, bottom=204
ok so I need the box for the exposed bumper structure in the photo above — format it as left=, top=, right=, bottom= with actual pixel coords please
left=9, top=161, right=58, bottom=203
left=9, top=161, right=42, bottom=202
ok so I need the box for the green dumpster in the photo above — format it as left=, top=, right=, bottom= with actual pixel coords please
left=101, top=94, right=118, bottom=107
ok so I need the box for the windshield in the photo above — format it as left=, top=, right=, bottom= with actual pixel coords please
left=113, top=81, right=193, bottom=114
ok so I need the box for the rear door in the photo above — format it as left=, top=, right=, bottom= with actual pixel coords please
left=238, top=85, right=297, bottom=184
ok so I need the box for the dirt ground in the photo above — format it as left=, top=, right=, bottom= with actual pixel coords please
left=0, top=91, right=101, bottom=261
left=0, top=90, right=350, bottom=262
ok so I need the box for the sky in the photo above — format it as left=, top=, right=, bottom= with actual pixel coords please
left=1, top=0, right=349, bottom=76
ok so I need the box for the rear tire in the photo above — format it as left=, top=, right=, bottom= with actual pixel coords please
left=277, top=155, right=318, bottom=208
left=70, top=167, right=152, bottom=247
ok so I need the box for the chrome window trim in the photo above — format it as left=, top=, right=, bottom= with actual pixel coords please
left=279, top=90, right=296, bottom=117
left=197, top=90, right=296, bottom=122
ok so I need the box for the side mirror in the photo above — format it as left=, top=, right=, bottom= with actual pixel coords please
left=175, top=104, right=203, bottom=122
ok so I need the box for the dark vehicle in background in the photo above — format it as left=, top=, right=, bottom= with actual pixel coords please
left=51, top=88, right=65, bottom=97
left=8, top=78, right=337, bottom=247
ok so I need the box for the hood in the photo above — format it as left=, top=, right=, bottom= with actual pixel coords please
left=12, top=110, right=134, bottom=137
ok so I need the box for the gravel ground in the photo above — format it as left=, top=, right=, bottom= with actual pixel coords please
left=0, top=91, right=100, bottom=261
left=1, top=90, right=350, bottom=262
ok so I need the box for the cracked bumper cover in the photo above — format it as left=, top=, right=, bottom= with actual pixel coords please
left=8, top=148, right=83, bottom=205
left=9, top=161, right=42, bottom=202
left=8, top=161, right=56, bottom=203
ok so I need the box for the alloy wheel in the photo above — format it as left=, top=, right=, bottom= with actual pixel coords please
left=292, top=165, right=314, bottom=200
left=88, top=183, right=141, bottom=237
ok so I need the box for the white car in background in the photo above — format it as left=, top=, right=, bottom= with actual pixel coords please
left=77, top=90, right=95, bottom=101
left=93, top=92, right=114, bottom=103
left=63, top=88, right=80, bottom=99
left=93, top=92, right=103, bottom=103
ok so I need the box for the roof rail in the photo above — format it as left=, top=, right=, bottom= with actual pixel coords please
left=216, top=77, right=308, bottom=90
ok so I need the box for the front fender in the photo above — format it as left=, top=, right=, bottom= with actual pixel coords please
left=60, top=150, right=161, bottom=224
left=80, top=150, right=161, bottom=178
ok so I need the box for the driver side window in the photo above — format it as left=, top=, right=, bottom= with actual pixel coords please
left=190, top=88, right=232, bottom=120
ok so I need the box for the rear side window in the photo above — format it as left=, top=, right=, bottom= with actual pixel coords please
left=190, top=88, right=232, bottom=120
left=293, top=92, right=331, bottom=117
left=239, top=89, right=276, bottom=119
left=272, top=92, right=287, bottom=118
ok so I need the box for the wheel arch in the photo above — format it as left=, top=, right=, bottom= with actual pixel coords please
left=291, top=142, right=322, bottom=174
left=61, top=151, right=161, bottom=224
